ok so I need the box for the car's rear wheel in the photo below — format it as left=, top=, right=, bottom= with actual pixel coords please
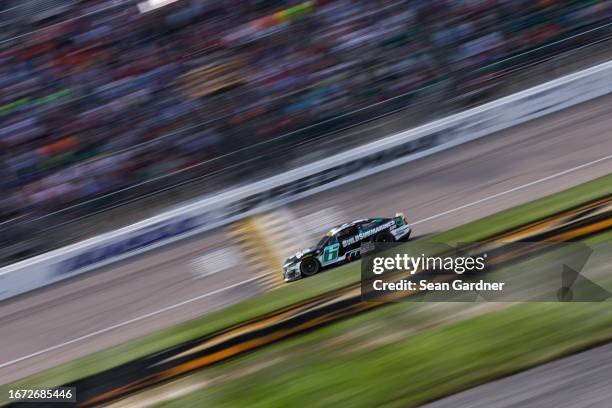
left=300, top=257, right=320, bottom=277
left=374, top=231, right=395, bottom=243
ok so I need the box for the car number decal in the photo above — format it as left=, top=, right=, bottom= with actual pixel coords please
left=322, top=243, right=340, bottom=265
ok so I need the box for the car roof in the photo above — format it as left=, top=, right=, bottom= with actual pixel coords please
left=327, top=218, right=388, bottom=235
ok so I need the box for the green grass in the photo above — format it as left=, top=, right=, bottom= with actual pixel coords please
left=153, top=303, right=612, bottom=408
left=2, top=173, right=611, bottom=395
left=150, top=232, right=612, bottom=408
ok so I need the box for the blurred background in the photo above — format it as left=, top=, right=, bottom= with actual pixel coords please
left=1, top=1, right=612, bottom=407
left=0, top=0, right=610, bottom=265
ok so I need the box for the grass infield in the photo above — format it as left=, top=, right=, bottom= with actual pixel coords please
left=2, top=173, right=611, bottom=400
left=151, top=250, right=612, bottom=408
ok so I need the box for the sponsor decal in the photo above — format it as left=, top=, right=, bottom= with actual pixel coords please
left=341, top=221, right=395, bottom=247
left=345, top=248, right=361, bottom=259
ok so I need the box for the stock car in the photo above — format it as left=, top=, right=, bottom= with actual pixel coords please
left=283, top=213, right=411, bottom=282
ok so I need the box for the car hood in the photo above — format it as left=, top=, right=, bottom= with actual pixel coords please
left=284, top=247, right=317, bottom=265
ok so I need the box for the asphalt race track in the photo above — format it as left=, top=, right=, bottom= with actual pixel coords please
left=53, top=201, right=612, bottom=407
left=1, top=94, right=611, bottom=384
left=422, top=343, right=612, bottom=408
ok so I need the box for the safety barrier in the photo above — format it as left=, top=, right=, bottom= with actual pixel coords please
left=1, top=59, right=611, bottom=301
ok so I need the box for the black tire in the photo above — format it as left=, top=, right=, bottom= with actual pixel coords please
left=300, top=257, right=320, bottom=277
left=374, top=231, right=395, bottom=243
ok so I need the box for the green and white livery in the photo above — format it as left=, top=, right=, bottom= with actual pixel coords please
left=283, top=213, right=411, bottom=282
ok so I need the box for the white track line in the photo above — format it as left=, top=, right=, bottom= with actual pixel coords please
left=1, top=154, right=611, bottom=370
left=0, top=277, right=259, bottom=370
left=412, top=154, right=612, bottom=225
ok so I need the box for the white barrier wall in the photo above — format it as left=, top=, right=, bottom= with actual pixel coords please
left=1, top=60, right=612, bottom=301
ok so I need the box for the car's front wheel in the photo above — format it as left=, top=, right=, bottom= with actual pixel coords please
left=300, top=257, right=320, bottom=277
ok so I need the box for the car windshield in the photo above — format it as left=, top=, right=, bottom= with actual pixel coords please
left=316, top=235, right=330, bottom=248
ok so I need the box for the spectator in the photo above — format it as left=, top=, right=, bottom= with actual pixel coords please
left=0, top=0, right=609, bottom=223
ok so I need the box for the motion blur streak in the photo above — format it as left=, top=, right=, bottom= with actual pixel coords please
left=0, top=277, right=261, bottom=371
left=1, top=95, right=611, bottom=384
left=410, top=154, right=612, bottom=226
left=67, top=197, right=612, bottom=407
left=0, top=155, right=610, bottom=374
left=422, top=343, right=612, bottom=408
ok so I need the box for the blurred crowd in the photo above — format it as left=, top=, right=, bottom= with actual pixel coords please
left=0, top=0, right=609, bottom=223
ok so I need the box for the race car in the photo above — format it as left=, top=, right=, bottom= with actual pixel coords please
left=283, top=213, right=411, bottom=282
